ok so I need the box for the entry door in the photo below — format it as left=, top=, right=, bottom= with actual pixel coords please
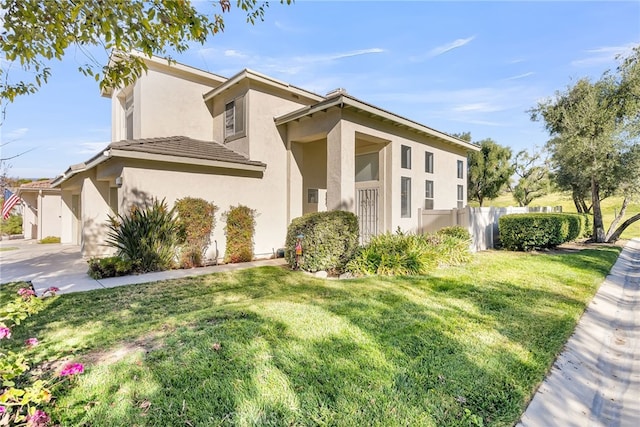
left=356, top=186, right=379, bottom=244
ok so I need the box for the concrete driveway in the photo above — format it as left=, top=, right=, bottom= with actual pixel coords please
left=0, top=239, right=91, bottom=291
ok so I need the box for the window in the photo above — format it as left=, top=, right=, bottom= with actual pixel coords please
left=109, top=187, right=119, bottom=214
left=457, top=160, right=464, bottom=179
left=457, top=184, right=464, bottom=209
left=224, top=95, right=245, bottom=140
left=425, top=151, right=434, bottom=173
left=355, top=152, right=379, bottom=182
left=401, top=177, right=411, bottom=218
left=401, top=145, right=411, bottom=169
left=125, top=95, right=134, bottom=140
left=425, top=180, right=434, bottom=210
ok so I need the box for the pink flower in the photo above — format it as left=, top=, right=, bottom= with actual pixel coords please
left=0, top=327, right=11, bottom=339
left=18, top=288, right=36, bottom=299
left=47, top=287, right=60, bottom=294
left=0, top=406, right=5, bottom=414
left=59, top=362, right=84, bottom=376
left=26, top=409, right=50, bottom=426
left=25, top=337, right=39, bottom=348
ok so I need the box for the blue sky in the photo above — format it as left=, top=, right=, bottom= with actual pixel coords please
left=2, top=0, right=639, bottom=179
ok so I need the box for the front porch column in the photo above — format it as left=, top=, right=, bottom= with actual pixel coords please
left=326, top=120, right=355, bottom=212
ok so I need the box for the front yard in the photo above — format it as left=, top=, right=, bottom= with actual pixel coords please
left=1, top=246, right=621, bottom=426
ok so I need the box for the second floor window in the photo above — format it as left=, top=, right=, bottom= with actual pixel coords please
left=457, top=160, right=464, bottom=179
left=401, top=145, right=411, bottom=169
left=225, top=95, right=245, bottom=140
left=425, top=151, right=434, bottom=173
left=125, top=95, right=134, bottom=140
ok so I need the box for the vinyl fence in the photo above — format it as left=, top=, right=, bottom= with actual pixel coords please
left=419, top=205, right=562, bottom=252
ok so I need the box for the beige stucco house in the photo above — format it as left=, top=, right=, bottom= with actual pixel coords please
left=17, top=180, right=61, bottom=241
left=52, top=54, right=479, bottom=259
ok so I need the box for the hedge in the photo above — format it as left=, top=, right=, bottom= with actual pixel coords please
left=499, top=213, right=586, bottom=251
left=285, top=211, right=359, bottom=273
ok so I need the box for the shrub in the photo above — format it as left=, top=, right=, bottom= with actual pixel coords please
left=347, top=229, right=472, bottom=277
left=285, top=211, right=359, bottom=273
left=39, top=236, right=61, bottom=244
left=223, top=205, right=256, bottom=263
left=499, top=213, right=583, bottom=251
left=87, top=256, right=136, bottom=279
left=347, top=232, right=437, bottom=276
left=0, top=214, right=22, bottom=235
left=105, top=199, right=179, bottom=272
left=175, top=197, right=217, bottom=268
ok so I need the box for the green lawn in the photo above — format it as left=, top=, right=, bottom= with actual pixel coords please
left=476, top=191, right=640, bottom=239
left=2, top=246, right=621, bottom=426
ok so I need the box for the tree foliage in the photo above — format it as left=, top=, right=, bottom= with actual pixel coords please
left=510, top=147, right=551, bottom=207
left=467, top=138, right=513, bottom=207
left=0, top=0, right=291, bottom=101
left=531, top=46, right=640, bottom=242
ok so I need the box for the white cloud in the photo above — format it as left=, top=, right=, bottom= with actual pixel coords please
left=77, top=142, right=108, bottom=155
left=292, top=48, right=385, bottom=64
left=452, top=102, right=504, bottom=113
left=506, top=72, right=534, bottom=80
left=3, top=127, right=29, bottom=140
left=428, top=36, right=476, bottom=58
left=224, top=49, right=248, bottom=59
left=571, top=43, right=638, bottom=67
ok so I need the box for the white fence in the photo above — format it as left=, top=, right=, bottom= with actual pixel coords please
left=419, top=206, right=562, bottom=252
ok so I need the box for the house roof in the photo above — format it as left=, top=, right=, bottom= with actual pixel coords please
left=202, top=68, right=324, bottom=103
left=275, top=92, right=480, bottom=152
left=52, top=136, right=266, bottom=187
left=16, top=179, right=60, bottom=196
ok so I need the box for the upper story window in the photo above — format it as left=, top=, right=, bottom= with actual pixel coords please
left=401, top=145, right=411, bottom=169
left=225, top=95, right=246, bottom=140
left=457, top=159, right=464, bottom=179
left=356, top=152, right=379, bottom=182
left=125, top=95, right=134, bottom=140
left=425, top=151, right=434, bottom=173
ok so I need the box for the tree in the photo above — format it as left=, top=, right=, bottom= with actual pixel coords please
left=510, top=147, right=551, bottom=207
left=0, top=0, right=291, bottom=102
left=531, top=46, right=640, bottom=242
left=467, top=138, right=513, bottom=207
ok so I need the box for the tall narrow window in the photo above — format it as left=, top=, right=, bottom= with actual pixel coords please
left=457, top=184, right=464, bottom=209
left=457, top=159, right=464, bottom=179
left=425, top=151, right=434, bottom=173
left=425, top=180, right=434, bottom=210
left=401, top=177, right=411, bottom=218
left=224, top=95, right=245, bottom=140
left=401, top=145, right=411, bottom=169
left=125, top=96, right=134, bottom=140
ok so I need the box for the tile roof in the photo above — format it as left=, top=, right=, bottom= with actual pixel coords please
left=19, top=179, right=56, bottom=190
left=109, top=136, right=265, bottom=168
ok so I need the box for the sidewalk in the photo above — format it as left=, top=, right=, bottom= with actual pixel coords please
left=517, top=238, right=640, bottom=427
left=0, top=239, right=287, bottom=295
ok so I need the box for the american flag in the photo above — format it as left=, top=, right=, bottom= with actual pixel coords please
left=2, top=189, right=20, bottom=220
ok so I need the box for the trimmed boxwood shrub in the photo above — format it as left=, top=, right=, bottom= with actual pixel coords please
left=285, top=211, right=359, bottom=273
left=223, top=205, right=256, bottom=263
left=499, top=213, right=584, bottom=251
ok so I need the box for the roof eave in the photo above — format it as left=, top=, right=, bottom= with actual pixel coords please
left=109, top=149, right=267, bottom=172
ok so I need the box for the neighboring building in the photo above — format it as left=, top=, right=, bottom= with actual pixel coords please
left=17, top=179, right=61, bottom=240
left=52, top=54, right=479, bottom=259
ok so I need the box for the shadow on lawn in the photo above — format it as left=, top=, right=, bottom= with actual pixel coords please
left=5, top=247, right=621, bottom=426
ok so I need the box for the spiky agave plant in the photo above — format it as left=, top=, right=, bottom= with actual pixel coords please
left=106, top=198, right=179, bottom=273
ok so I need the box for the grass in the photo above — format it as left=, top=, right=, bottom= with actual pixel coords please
left=475, top=191, right=640, bottom=239
left=1, top=246, right=621, bottom=426
left=0, top=246, right=18, bottom=252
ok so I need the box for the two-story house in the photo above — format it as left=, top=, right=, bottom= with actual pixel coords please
left=52, top=53, right=479, bottom=259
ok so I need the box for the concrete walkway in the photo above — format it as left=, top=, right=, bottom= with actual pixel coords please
left=0, top=239, right=286, bottom=295
left=517, top=238, right=640, bottom=427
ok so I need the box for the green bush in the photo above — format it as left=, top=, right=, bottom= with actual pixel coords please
left=175, top=197, right=217, bottom=268
left=285, top=211, right=359, bottom=273
left=105, top=199, right=179, bottom=273
left=223, top=205, right=256, bottom=263
left=38, top=236, right=60, bottom=244
left=347, top=229, right=472, bottom=277
left=87, top=256, right=136, bottom=279
left=0, top=214, right=22, bottom=235
left=499, top=213, right=584, bottom=251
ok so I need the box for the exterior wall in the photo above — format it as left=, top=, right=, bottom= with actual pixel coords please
left=20, top=193, right=38, bottom=239
left=111, top=65, right=221, bottom=142
left=119, top=160, right=286, bottom=260
left=80, top=172, right=112, bottom=256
